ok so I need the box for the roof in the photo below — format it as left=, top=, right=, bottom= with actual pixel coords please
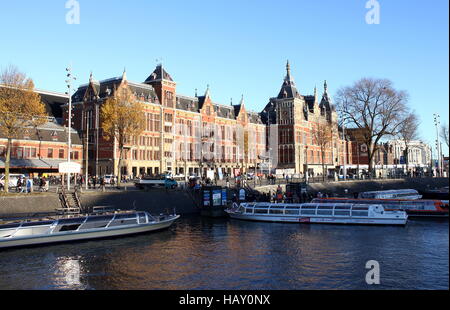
left=144, top=64, right=174, bottom=83
left=72, top=77, right=159, bottom=104
left=277, top=61, right=302, bottom=100
left=0, top=119, right=82, bottom=145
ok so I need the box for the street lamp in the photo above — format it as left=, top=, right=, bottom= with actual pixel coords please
left=433, top=113, right=441, bottom=177
left=65, top=65, right=76, bottom=191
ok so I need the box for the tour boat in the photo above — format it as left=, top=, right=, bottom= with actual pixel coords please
left=312, top=198, right=449, bottom=217
left=358, top=189, right=422, bottom=200
left=225, top=202, right=408, bottom=225
left=0, top=210, right=180, bottom=249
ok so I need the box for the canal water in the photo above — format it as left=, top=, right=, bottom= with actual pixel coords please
left=0, top=216, right=448, bottom=290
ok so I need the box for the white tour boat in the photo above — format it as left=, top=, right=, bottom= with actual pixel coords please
left=0, top=210, right=180, bottom=249
left=226, top=202, right=408, bottom=225
left=358, top=189, right=422, bottom=200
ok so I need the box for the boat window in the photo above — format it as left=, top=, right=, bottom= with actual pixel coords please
left=0, top=223, right=21, bottom=229
left=301, top=205, right=317, bottom=210
left=58, top=218, right=86, bottom=225
left=138, top=213, right=147, bottom=224
left=285, top=209, right=300, bottom=215
left=334, top=205, right=351, bottom=210
left=269, top=209, right=284, bottom=214
left=352, top=206, right=369, bottom=211
left=270, top=205, right=285, bottom=209
left=300, top=210, right=316, bottom=215
left=245, top=208, right=254, bottom=214
left=86, top=215, right=114, bottom=222
left=317, top=210, right=333, bottom=215
left=21, top=221, right=54, bottom=227
left=114, top=213, right=137, bottom=220
left=334, top=211, right=350, bottom=216
left=351, top=211, right=369, bottom=217
left=317, top=206, right=333, bottom=210
left=59, top=224, right=81, bottom=232
left=254, top=209, right=268, bottom=214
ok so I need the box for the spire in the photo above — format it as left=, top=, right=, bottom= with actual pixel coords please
left=286, top=60, right=291, bottom=78
left=324, top=80, right=328, bottom=94
left=205, top=84, right=210, bottom=98
left=314, top=85, right=317, bottom=98
left=195, top=88, right=198, bottom=97
left=89, top=71, right=93, bottom=83
left=122, top=67, right=127, bottom=81
left=240, top=94, right=245, bottom=105
left=277, top=60, right=300, bottom=99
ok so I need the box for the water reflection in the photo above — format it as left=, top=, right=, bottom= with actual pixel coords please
left=0, top=216, right=448, bottom=290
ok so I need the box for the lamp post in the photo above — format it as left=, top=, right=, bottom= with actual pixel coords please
left=65, top=65, right=76, bottom=191
left=305, top=145, right=309, bottom=183
left=433, top=114, right=441, bottom=177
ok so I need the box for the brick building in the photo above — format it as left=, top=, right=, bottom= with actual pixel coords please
left=261, top=61, right=352, bottom=178
left=0, top=88, right=83, bottom=176
left=69, top=65, right=267, bottom=179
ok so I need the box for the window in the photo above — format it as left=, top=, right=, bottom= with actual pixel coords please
left=334, top=211, right=350, bottom=216
left=269, top=209, right=284, bottom=214
left=71, top=151, right=79, bottom=160
left=301, top=210, right=316, bottom=215
left=16, top=147, right=23, bottom=159
left=0, top=146, right=5, bottom=157
left=48, top=148, right=53, bottom=158
left=351, top=211, right=369, bottom=217
left=285, top=209, right=300, bottom=215
left=317, top=210, right=333, bottom=215
left=59, top=149, right=64, bottom=159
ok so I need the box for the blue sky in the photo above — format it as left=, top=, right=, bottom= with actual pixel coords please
left=0, top=0, right=448, bottom=155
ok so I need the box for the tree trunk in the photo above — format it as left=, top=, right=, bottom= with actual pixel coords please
left=321, top=149, right=326, bottom=182
left=117, top=147, right=123, bottom=187
left=4, top=138, right=12, bottom=193
left=367, top=142, right=376, bottom=177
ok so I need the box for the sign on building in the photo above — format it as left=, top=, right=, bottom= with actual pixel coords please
left=58, top=162, right=81, bottom=174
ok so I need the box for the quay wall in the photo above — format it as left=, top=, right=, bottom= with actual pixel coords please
left=0, top=178, right=447, bottom=218
left=255, top=178, right=449, bottom=196
left=0, top=189, right=200, bottom=219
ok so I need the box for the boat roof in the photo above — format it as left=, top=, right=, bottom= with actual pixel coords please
left=242, top=202, right=380, bottom=209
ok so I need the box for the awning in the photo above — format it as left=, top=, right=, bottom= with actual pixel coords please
left=0, top=158, right=77, bottom=170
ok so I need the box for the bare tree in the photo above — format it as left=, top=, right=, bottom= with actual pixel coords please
left=335, top=78, right=409, bottom=174
left=440, top=123, right=449, bottom=148
left=311, top=120, right=333, bottom=181
left=397, top=111, right=420, bottom=166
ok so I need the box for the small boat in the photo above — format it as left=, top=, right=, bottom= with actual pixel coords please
left=358, top=189, right=422, bottom=200
left=225, top=202, right=408, bottom=226
left=312, top=198, right=449, bottom=217
left=0, top=210, right=180, bottom=249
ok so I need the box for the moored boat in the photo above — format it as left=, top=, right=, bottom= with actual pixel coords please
left=0, top=210, right=180, bottom=249
left=312, top=198, right=449, bottom=217
left=225, top=202, right=408, bottom=225
left=358, top=189, right=422, bottom=200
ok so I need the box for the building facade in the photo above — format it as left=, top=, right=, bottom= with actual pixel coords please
left=262, top=61, right=352, bottom=177
left=69, top=65, right=267, bottom=179
left=0, top=88, right=83, bottom=176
